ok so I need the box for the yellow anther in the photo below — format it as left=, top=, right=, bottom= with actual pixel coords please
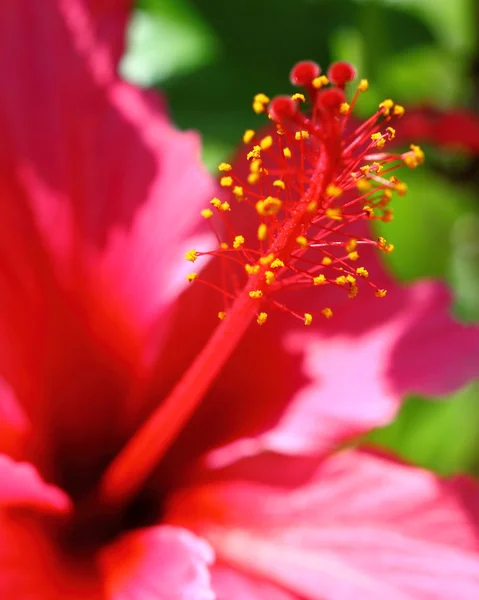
left=307, top=200, right=318, bottom=213
left=257, top=312, right=268, bottom=325
left=259, top=253, right=275, bottom=265
left=243, top=129, right=255, bottom=144
left=335, top=276, right=348, bottom=285
left=304, top=313, right=313, bottom=326
left=295, top=130, right=309, bottom=140
left=381, top=189, right=393, bottom=202
left=283, top=147, right=292, bottom=159
left=363, top=205, right=374, bottom=217
left=356, top=267, right=369, bottom=278
left=326, top=207, right=342, bottom=221
left=218, top=311, right=227, bottom=320
left=340, top=102, right=350, bottom=115
left=348, top=285, right=359, bottom=299
left=375, top=289, right=388, bottom=298
left=313, top=274, right=326, bottom=285
left=247, top=145, right=261, bottom=160
left=356, top=179, right=371, bottom=193
left=346, top=239, right=357, bottom=252
left=265, top=271, right=275, bottom=285
left=254, top=93, right=270, bottom=104
left=379, top=99, right=394, bottom=115
left=358, top=79, right=369, bottom=92
left=377, top=237, right=394, bottom=253
left=321, top=256, right=332, bottom=266
left=273, top=179, right=285, bottom=190
left=260, top=135, right=273, bottom=150
left=312, top=75, right=329, bottom=88
left=233, top=185, right=244, bottom=199
left=386, top=127, right=396, bottom=140
left=346, top=274, right=356, bottom=284
left=220, top=201, right=231, bottom=212
left=186, top=273, right=198, bottom=282
left=257, top=223, right=267, bottom=241
left=250, top=158, right=262, bottom=173
left=371, top=132, right=382, bottom=141
left=185, top=249, right=198, bottom=263
left=395, top=182, right=408, bottom=196
left=211, top=198, right=222, bottom=209
left=201, top=208, right=213, bottom=219
left=271, top=258, right=284, bottom=269
left=233, top=235, right=245, bottom=249
left=291, top=93, right=306, bottom=102
left=348, top=251, right=359, bottom=261
left=248, top=173, right=260, bottom=185
left=372, top=162, right=383, bottom=173
left=245, top=264, right=260, bottom=275
left=218, top=162, right=232, bottom=171
left=220, top=176, right=233, bottom=187
left=326, top=184, right=343, bottom=197
left=256, top=196, right=282, bottom=216
left=296, top=235, right=308, bottom=248
left=249, top=290, right=263, bottom=299
left=360, top=165, right=371, bottom=174
left=382, top=209, right=394, bottom=223
left=412, top=144, right=425, bottom=163
left=321, top=307, right=333, bottom=319
left=220, top=242, right=229, bottom=250
left=393, top=104, right=405, bottom=117
left=253, top=93, right=270, bottom=114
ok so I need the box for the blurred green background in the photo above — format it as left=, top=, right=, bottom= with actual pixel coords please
left=122, top=0, right=479, bottom=476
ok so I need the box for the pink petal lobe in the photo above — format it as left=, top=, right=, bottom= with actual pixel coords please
left=168, top=450, right=479, bottom=599
left=207, top=279, right=479, bottom=465
left=212, top=563, right=298, bottom=600
left=100, top=525, right=215, bottom=600
left=0, top=454, right=71, bottom=513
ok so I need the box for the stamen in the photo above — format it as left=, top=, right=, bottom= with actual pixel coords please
left=98, top=60, right=423, bottom=510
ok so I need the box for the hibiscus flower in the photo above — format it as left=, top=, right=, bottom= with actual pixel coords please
left=2, top=2, right=479, bottom=600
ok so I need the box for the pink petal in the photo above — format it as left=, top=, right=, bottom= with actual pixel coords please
left=100, top=525, right=215, bottom=600
left=206, top=279, right=479, bottom=465
left=212, top=563, right=298, bottom=600
left=0, top=454, right=71, bottom=513
left=167, top=450, right=479, bottom=599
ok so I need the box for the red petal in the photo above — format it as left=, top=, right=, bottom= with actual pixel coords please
left=0, top=0, right=215, bottom=470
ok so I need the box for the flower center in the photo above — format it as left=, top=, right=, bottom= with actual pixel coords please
left=97, top=61, right=423, bottom=510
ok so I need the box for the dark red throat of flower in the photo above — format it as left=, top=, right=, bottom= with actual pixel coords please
left=98, top=60, right=424, bottom=510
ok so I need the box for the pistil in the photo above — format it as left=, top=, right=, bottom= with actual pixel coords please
left=99, top=60, right=423, bottom=509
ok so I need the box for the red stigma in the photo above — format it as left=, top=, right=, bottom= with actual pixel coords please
left=328, top=61, right=357, bottom=88
left=290, top=60, right=321, bottom=86
left=317, top=88, right=346, bottom=112
left=268, top=96, right=298, bottom=122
